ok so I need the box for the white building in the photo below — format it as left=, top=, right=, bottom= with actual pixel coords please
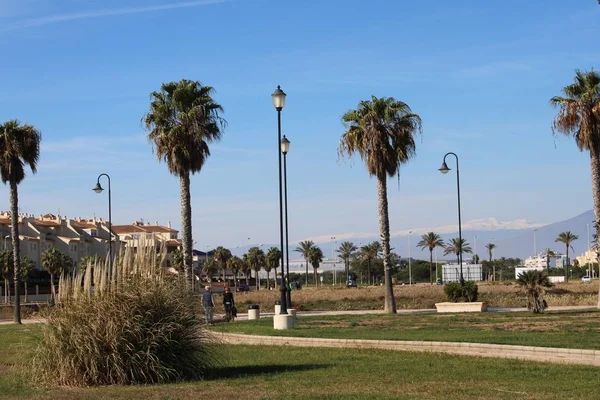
left=523, top=253, right=566, bottom=269
left=576, top=249, right=598, bottom=266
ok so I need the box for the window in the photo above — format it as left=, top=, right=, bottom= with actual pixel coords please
left=30, top=243, right=37, bottom=251
left=70, top=244, right=77, bottom=252
left=91, top=230, right=98, bottom=237
left=86, top=245, right=90, bottom=253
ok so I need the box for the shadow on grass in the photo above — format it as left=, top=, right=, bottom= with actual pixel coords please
left=205, top=363, right=330, bottom=380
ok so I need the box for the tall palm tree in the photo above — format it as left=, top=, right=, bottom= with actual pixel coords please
left=295, top=240, right=315, bottom=286
left=360, top=242, right=381, bottom=285
left=202, top=258, right=219, bottom=282
left=247, top=246, right=265, bottom=291
left=551, top=70, right=599, bottom=295
left=485, top=243, right=497, bottom=281
left=308, top=246, right=324, bottom=285
left=226, top=256, right=243, bottom=290
left=516, top=270, right=552, bottom=313
left=0, top=120, right=41, bottom=323
left=544, top=248, right=556, bottom=273
left=443, top=238, right=473, bottom=265
left=144, top=79, right=226, bottom=287
left=336, top=241, right=358, bottom=286
left=555, top=231, right=579, bottom=282
left=41, top=248, right=70, bottom=303
left=266, top=247, right=282, bottom=289
left=1, top=250, right=12, bottom=303
left=20, top=256, right=33, bottom=303
left=339, top=96, right=422, bottom=313
left=213, top=246, right=232, bottom=282
left=417, top=232, right=445, bottom=284
left=241, top=254, right=251, bottom=285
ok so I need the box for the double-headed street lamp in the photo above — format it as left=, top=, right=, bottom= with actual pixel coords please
left=272, top=85, right=288, bottom=315
left=93, top=173, right=112, bottom=274
left=439, top=153, right=464, bottom=285
left=281, top=135, right=292, bottom=308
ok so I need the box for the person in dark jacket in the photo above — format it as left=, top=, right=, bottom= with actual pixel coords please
left=223, top=286, right=235, bottom=322
left=202, top=286, right=215, bottom=325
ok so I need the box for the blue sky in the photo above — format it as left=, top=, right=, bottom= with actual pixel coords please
left=0, top=0, right=598, bottom=250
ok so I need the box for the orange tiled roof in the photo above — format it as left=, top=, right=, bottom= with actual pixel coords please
left=19, top=235, right=39, bottom=241
left=112, top=225, right=148, bottom=234
left=35, top=220, right=61, bottom=227
left=71, top=221, right=97, bottom=229
left=140, top=225, right=178, bottom=233
left=112, top=224, right=178, bottom=234
left=166, top=239, right=182, bottom=247
left=0, top=218, right=10, bottom=225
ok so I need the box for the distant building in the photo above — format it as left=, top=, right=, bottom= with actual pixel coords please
left=576, top=249, right=598, bottom=266
left=523, top=253, right=566, bottom=269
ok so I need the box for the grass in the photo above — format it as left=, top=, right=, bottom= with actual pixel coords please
left=212, top=310, right=600, bottom=350
left=229, top=281, right=599, bottom=312
left=1, top=324, right=600, bottom=399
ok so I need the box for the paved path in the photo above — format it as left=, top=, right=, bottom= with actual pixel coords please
left=214, top=332, right=600, bottom=367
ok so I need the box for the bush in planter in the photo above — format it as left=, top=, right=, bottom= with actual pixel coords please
left=444, top=281, right=478, bottom=302
left=32, top=246, right=219, bottom=387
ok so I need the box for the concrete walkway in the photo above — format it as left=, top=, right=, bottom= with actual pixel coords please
left=214, top=332, right=600, bottom=367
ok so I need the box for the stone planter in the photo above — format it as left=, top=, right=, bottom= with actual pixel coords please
left=435, top=302, right=487, bottom=313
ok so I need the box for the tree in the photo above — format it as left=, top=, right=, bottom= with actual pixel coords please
left=171, top=249, right=184, bottom=273
left=145, top=79, right=226, bottom=287
left=308, top=246, right=324, bottom=285
left=295, top=240, right=315, bottom=286
left=20, top=256, right=33, bottom=303
left=485, top=243, right=497, bottom=281
left=1, top=250, right=12, bottom=302
left=41, top=248, right=71, bottom=303
left=360, top=242, right=381, bottom=285
left=555, top=231, right=579, bottom=282
left=213, top=246, right=232, bottom=282
left=516, top=270, right=552, bottom=313
left=550, top=70, right=599, bottom=297
left=247, top=247, right=265, bottom=291
left=226, top=256, right=243, bottom=290
left=78, top=255, right=103, bottom=274
left=0, top=120, right=41, bottom=323
left=202, top=258, right=219, bottom=282
left=266, top=247, right=282, bottom=289
left=443, top=238, right=473, bottom=265
left=544, top=248, right=556, bottom=272
left=336, top=241, right=358, bottom=286
left=417, top=232, right=445, bottom=284
left=241, top=254, right=251, bottom=285
left=339, top=96, right=422, bottom=313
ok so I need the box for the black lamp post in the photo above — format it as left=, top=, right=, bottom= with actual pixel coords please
left=281, top=135, right=292, bottom=308
left=93, top=173, right=112, bottom=275
left=272, top=85, right=288, bottom=315
left=439, top=153, right=464, bottom=285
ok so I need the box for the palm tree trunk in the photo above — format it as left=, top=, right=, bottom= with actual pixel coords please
left=179, top=173, right=193, bottom=287
left=245, top=273, right=249, bottom=285
left=50, top=273, right=55, bottom=303
left=305, top=260, right=308, bottom=286
left=429, top=249, right=433, bottom=285
left=377, top=176, right=397, bottom=313
left=10, top=180, right=21, bottom=324
left=266, top=271, right=270, bottom=289
left=589, top=150, right=600, bottom=308
left=565, top=245, right=569, bottom=283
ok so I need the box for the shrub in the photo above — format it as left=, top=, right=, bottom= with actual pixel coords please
left=32, top=246, right=218, bottom=387
left=444, top=281, right=478, bottom=302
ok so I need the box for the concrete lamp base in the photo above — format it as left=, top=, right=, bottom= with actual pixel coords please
left=273, top=314, right=295, bottom=330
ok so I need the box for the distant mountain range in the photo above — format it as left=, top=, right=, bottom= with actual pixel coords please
left=230, top=210, right=596, bottom=262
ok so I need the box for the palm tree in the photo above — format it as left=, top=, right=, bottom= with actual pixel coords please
left=41, top=248, right=70, bottom=303
left=544, top=248, right=556, bottom=273
left=202, top=258, right=219, bottom=282
left=144, top=79, right=226, bottom=287
left=0, top=120, right=41, bottom=323
left=360, top=242, right=381, bottom=285
left=1, top=250, right=12, bottom=303
left=417, top=232, right=445, bottom=284
left=337, top=241, right=358, bottom=286
left=485, top=243, right=497, bottom=281
left=308, top=246, right=324, bottom=285
left=339, top=96, right=422, bottom=313
left=213, top=246, right=232, bottom=282
left=516, top=270, right=552, bottom=313
left=20, top=256, right=33, bottom=303
left=443, top=238, right=473, bottom=266
left=171, top=249, right=184, bottom=273
left=266, top=247, right=282, bottom=289
left=241, top=254, right=251, bottom=285
left=551, top=70, right=599, bottom=294
left=226, top=256, right=243, bottom=290
left=247, top=247, right=265, bottom=291
left=295, top=240, right=315, bottom=286
left=555, top=231, right=579, bottom=282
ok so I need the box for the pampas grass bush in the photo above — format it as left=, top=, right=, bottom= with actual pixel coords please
left=32, top=244, right=217, bottom=387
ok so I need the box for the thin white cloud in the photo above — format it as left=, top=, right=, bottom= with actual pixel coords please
left=0, top=0, right=228, bottom=32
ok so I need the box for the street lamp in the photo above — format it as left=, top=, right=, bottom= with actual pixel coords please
left=330, top=236, right=336, bottom=285
left=272, top=85, right=288, bottom=315
left=281, top=134, right=292, bottom=308
left=408, top=231, right=412, bottom=285
left=93, top=173, right=112, bottom=275
left=533, top=229, right=538, bottom=256
left=439, top=152, right=464, bottom=285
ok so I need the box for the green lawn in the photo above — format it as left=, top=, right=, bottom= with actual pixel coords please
left=2, top=324, right=600, bottom=399
left=211, top=310, right=600, bottom=350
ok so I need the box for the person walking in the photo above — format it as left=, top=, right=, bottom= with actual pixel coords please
left=202, top=285, right=215, bottom=325
left=223, top=286, right=235, bottom=322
